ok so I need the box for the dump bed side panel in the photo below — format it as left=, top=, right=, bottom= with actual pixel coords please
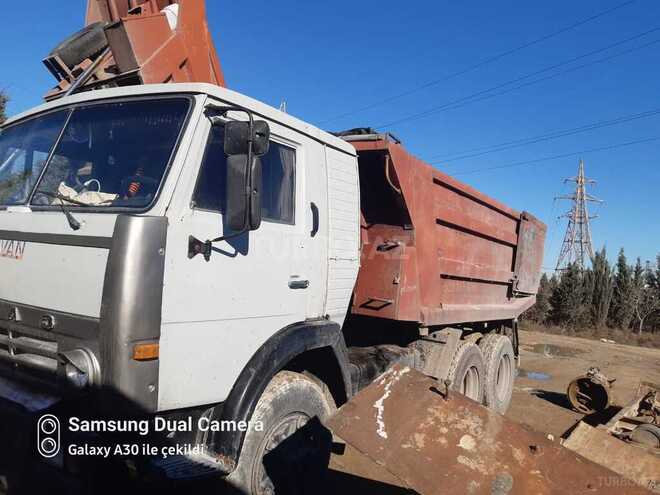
left=430, top=172, right=518, bottom=305
left=394, top=144, right=523, bottom=319
left=349, top=138, right=545, bottom=326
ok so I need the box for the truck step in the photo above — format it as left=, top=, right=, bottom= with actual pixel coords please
left=147, top=450, right=224, bottom=481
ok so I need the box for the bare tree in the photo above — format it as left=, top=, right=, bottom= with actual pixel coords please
left=0, top=90, right=7, bottom=124
left=632, top=259, right=660, bottom=334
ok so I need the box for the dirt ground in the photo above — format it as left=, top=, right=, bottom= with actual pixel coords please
left=508, top=330, right=660, bottom=438
left=2, top=330, right=658, bottom=494
left=325, top=330, right=660, bottom=493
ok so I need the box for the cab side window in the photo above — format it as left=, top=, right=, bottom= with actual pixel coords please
left=193, top=126, right=296, bottom=225
left=261, top=141, right=296, bottom=224
left=193, top=127, right=227, bottom=212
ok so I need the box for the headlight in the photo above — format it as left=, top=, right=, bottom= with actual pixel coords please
left=62, top=349, right=99, bottom=389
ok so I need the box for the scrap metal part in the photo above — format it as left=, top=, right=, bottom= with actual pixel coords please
left=606, top=382, right=660, bottom=447
left=563, top=422, right=660, bottom=494
left=563, top=381, right=660, bottom=494
left=567, top=367, right=615, bottom=414
left=327, top=365, right=652, bottom=495
left=44, top=0, right=225, bottom=100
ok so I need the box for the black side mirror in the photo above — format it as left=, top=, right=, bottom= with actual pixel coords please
left=225, top=154, right=263, bottom=232
left=225, top=154, right=249, bottom=232
left=223, top=119, right=269, bottom=233
left=249, top=156, right=262, bottom=230
left=224, top=121, right=270, bottom=156
left=188, top=108, right=268, bottom=261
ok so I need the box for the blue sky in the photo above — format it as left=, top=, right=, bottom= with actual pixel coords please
left=1, top=0, right=659, bottom=270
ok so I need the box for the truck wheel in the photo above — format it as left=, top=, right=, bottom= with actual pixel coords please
left=447, top=342, right=485, bottom=403
left=479, top=334, right=515, bottom=414
left=227, top=371, right=336, bottom=495
left=48, top=22, right=108, bottom=69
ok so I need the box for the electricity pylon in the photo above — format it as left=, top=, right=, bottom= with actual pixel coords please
left=555, top=160, right=603, bottom=271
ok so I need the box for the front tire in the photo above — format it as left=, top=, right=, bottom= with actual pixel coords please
left=479, top=334, right=515, bottom=414
left=227, top=371, right=336, bottom=495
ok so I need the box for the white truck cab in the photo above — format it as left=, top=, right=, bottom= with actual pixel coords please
left=0, top=83, right=360, bottom=491
left=1, top=81, right=540, bottom=495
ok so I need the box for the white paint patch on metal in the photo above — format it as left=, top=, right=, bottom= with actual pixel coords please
left=373, top=366, right=411, bottom=440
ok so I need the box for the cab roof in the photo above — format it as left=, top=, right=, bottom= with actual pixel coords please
left=3, top=83, right=357, bottom=157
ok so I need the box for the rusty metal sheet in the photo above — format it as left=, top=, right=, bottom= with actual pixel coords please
left=327, top=365, right=652, bottom=495
left=99, top=0, right=225, bottom=86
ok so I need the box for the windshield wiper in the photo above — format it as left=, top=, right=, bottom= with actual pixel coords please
left=37, top=190, right=92, bottom=207
left=36, top=190, right=87, bottom=231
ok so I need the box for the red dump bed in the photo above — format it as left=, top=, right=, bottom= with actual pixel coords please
left=343, top=131, right=546, bottom=326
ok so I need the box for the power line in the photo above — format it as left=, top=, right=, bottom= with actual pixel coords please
left=318, top=1, right=635, bottom=125
left=426, top=108, right=660, bottom=163
left=544, top=182, right=569, bottom=275
left=447, top=136, right=660, bottom=176
left=376, top=28, right=660, bottom=129
left=417, top=37, right=660, bottom=129
left=421, top=37, right=660, bottom=126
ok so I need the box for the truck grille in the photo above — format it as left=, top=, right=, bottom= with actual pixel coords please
left=0, top=321, right=60, bottom=375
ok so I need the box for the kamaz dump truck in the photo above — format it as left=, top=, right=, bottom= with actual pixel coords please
left=0, top=1, right=545, bottom=493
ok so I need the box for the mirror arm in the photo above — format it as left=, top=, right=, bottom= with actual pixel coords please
left=188, top=228, right=249, bottom=262
left=205, top=104, right=254, bottom=124
left=189, top=107, right=256, bottom=261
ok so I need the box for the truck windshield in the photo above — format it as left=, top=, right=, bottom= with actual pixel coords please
left=0, top=98, right=190, bottom=209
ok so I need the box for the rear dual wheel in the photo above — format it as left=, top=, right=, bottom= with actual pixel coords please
left=479, top=334, right=515, bottom=414
left=446, top=342, right=486, bottom=403
left=446, top=335, right=515, bottom=414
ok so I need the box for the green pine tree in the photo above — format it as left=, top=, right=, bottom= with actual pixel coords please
left=610, top=248, right=635, bottom=330
left=549, top=263, right=588, bottom=328
left=590, top=247, right=614, bottom=328
left=525, top=273, right=552, bottom=323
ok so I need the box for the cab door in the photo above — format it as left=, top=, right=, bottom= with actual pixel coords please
left=159, top=114, right=307, bottom=410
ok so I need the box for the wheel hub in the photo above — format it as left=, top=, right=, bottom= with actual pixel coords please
left=254, top=412, right=310, bottom=495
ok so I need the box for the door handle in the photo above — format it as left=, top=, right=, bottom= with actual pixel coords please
left=289, top=279, right=310, bottom=289
left=310, top=202, right=319, bottom=238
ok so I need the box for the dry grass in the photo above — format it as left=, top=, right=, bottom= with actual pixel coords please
left=520, top=321, right=660, bottom=349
